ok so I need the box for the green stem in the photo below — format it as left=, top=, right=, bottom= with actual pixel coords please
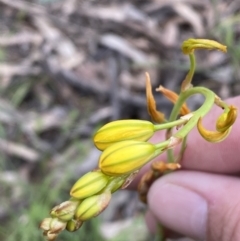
left=155, top=140, right=170, bottom=150
left=153, top=118, right=188, bottom=131
left=173, top=87, right=215, bottom=138
left=165, top=87, right=215, bottom=162
left=181, top=53, right=196, bottom=91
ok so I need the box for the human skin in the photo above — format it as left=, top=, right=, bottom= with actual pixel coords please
left=129, top=96, right=240, bottom=241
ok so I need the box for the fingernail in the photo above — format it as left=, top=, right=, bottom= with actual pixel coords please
left=148, top=181, right=207, bottom=240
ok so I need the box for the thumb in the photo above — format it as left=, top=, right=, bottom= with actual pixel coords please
left=147, top=171, right=240, bottom=241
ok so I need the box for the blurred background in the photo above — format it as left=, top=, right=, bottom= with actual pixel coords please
left=0, top=0, right=240, bottom=241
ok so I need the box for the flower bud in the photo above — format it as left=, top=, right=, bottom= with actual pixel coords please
left=70, top=171, right=109, bottom=199
left=43, top=231, right=57, bottom=241
left=50, top=200, right=79, bottom=221
left=40, top=218, right=52, bottom=231
left=75, top=192, right=111, bottom=221
left=66, top=219, right=83, bottom=232
left=94, top=119, right=155, bottom=150
left=40, top=217, right=67, bottom=241
left=99, top=140, right=160, bottom=176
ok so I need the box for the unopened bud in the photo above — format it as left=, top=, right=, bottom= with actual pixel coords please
left=50, top=200, right=79, bottom=221
left=94, top=119, right=155, bottom=150
left=75, top=192, right=111, bottom=221
left=66, top=219, right=83, bottom=232
left=40, top=218, right=52, bottom=231
left=70, top=171, right=109, bottom=199
left=40, top=217, right=66, bottom=241
left=99, top=140, right=159, bottom=176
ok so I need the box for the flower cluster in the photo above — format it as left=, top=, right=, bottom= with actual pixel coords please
left=40, top=39, right=237, bottom=241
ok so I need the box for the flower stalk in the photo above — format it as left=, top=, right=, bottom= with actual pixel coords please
left=40, top=38, right=237, bottom=241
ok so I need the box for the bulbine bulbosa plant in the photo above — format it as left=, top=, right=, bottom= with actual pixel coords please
left=40, top=39, right=237, bottom=241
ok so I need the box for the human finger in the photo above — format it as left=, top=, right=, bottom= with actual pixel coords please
left=147, top=170, right=240, bottom=241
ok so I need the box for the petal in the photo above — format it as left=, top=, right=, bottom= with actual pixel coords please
left=182, top=39, right=227, bottom=55
left=197, top=117, right=231, bottom=143
left=145, top=72, right=165, bottom=123
left=216, top=105, right=237, bottom=132
left=156, top=85, right=190, bottom=115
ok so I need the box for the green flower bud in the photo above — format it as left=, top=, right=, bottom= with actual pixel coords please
left=66, top=219, right=83, bottom=232
left=93, top=120, right=155, bottom=150
left=70, top=171, right=109, bottom=199
left=50, top=200, right=79, bottom=221
left=75, top=192, right=111, bottom=221
left=99, top=140, right=160, bottom=176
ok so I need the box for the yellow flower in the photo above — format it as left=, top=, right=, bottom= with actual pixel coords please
left=70, top=171, right=109, bottom=199
left=145, top=72, right=165, bottom=123
left=197, top=106, right=237, bottom=142
left=197, top=117, right=231, bottom=143
left=94, top=119, right=155, bottom=150
left=99, top=140, right=162, bottom=176
left=182, top=38, right=227, bottom=55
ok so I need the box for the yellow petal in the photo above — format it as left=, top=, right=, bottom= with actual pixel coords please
left=197, top=117, right=231, bottom=143
left=182, top=38, right=227, bottom=55
left=145, top=72, right=165, bottom=123
left=156, top=85, right=190, bottom=115
left=99, top=140, right=159, bottom=176
left=216, top=105, right=237, bottom=132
